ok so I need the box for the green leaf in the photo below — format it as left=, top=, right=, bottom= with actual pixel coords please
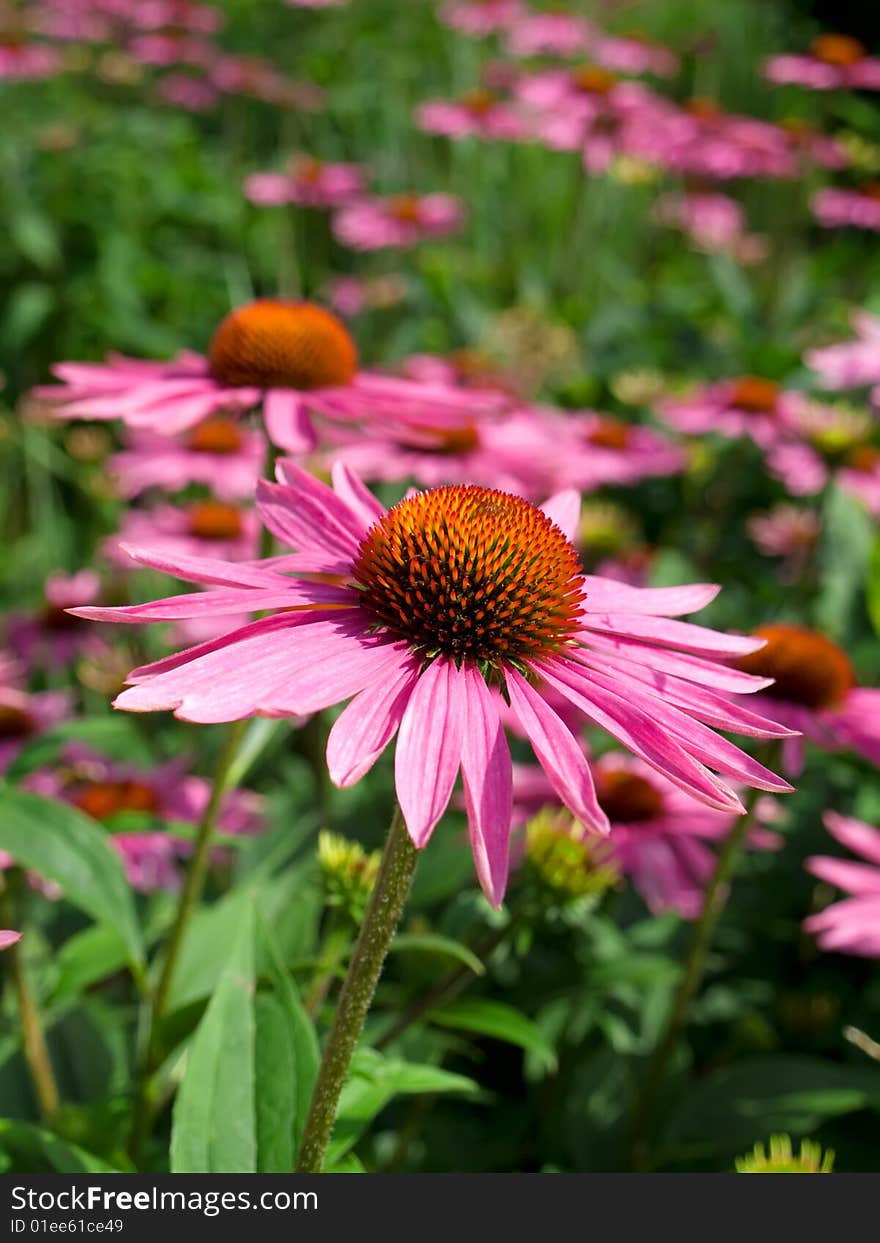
left=660, top=1056, right=880, bottom=1162
left=816, top=485, right=873, bottom=641
left=0, top=1120, right=120, bottom=1174
left=0, top=788, right=143, bottom=968
left=52, top=925, right=130, bottom=1002
left=253, top=993, right=296, bottom=1173
left=427, top=999, right=558, bottom=1072
left=170, top=901, right=256, bottom=1173
left=867, top=531, right=880, bottom=639
left=390, top=933, right=486, bottom=976
left=326, top=1047, right=480, bottom=1167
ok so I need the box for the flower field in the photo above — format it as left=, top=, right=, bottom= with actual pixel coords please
left=1, top=0, right=879, bottom=1176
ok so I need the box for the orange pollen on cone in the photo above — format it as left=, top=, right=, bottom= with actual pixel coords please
left=352, top=484, right=586, bottom=666
left=686, top=96, right=722, bottom=120
left=0, top=705, right=34, bottom=740
left=572, top=65, right=617, bottom=94
left=388, top=194, right=424, bottom=224
left=74, top=780, right=160, bottom=821
left=291, top=155, right=324, bottom=183
left=588, top=418, right=631, bottom=450
left=736, top=623, right=855, bottom=710
left=208, top=300, right=358, bottom=392
left=847, top=444, right=879, bottom=471
left=729, top=376, right=780, bottom=413
left=596, top=769, right=663, bottom=822
left=810, top=33, right=865, bottom=66
left=187, top=418, right=244, bottom=455
left=862, top=182, right=880, bottom=202
left=419, top=423, right=481, bottom=455
left=461, top=87, right=497, bottom=114
left=188, top=501, right=244, bottom=541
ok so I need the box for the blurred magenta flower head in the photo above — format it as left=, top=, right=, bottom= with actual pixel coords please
left=747, top=503, right=820, bottom=579
left=765, top=34, right=880, bottom=92
left=37, top=299, right=496, bottom=453
left=22, top=743, right=264, bottom=892
left=74, top=464, right=792, bottom=906
left=332, top=192, right=465, bottom=250
left=505, top=12, right=593, bottom=58
left=806, top=310, right=880, bottom=394
left=440, top=0, right=523, bottom=37
left=593, top=31, right=678, bottom=78
left=417, top=89, right=529, bottom=142
left=805, top=812, right=880, bottom=957
left=102, top=500, right=259, bottom=568
left=0, top=930, right=21, bottom=951
left=514, top=753, right=781, bottom=919
left=812, top=184, right=880, bottom=231
left=657, top=376, right=807, bottom=448
left=653, top=190, right=766, bottom=261
left=6, top=571, right=107, bottom=672
left=244, top=155, right=365, bottom=208
left=109, top=420, right=266, bottom=500
left=737, top=625, right=880, bottom=774
left=0, top=670, right=69, bottom=775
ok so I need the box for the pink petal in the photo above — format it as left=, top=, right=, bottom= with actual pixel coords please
left=540, top=489, right=581, bottom=543
left=74, top=582, right=354, bottom=623
left=581, top=613, right=763, bottom=657
left=578, top=631, right=774, bottom=693
left=504, top=667, right=609, bottom=834
left=822, top=812, right=880, bottom=867
left=263, top=390, right=316, bottom=453
left=806, top=855, right=880, bottom=896
left=459, top=664, right=513, bottom=907
left=580, top=578, right=721, bottom=616
left=394, top=658, right=466, bottom=847
left=330, top=461, right=385, bottom=532
left=0, top=930, right=21, bottom=951
left=326, top=655, right=421, bottom=786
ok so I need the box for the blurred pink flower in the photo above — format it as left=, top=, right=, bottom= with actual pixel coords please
left=657, top=377, right=804, bottom=448
left=417, top=89, right=528, bottom=142
left=737, top=625, right=880, bottom=775
left=108, top=420, right=266, bottom=500
left=519, top=410, right=686, bottom=492
left=440, top=0, right=523, bottom=37
left=766, top=35, right=880, bottom=92
left=514, top=753, right=781, bottom=918
left=505, top=13, right=593, bottom=58
left=156, top=71, right=219, bottom=111
left=102, top=500, right=259, bottom=568
left=0, top=38, right=63, bottom=80
left=244, top=155, right=365, bottom=209
left=127, top=32, right=215, bottom=66
left=594, top=32, right=677, bottom=78
left=812, top=185, right=880, bottom=231
left=747, top=503, right=820, bottom=576
left=806, top=310, right=880, bottom=393
left=37, top=300, right=498, bottom=453
left=73, top=465, right=791, bottom=906
left=0, top=931, right=21, bottom=951
left=333, top=192, right=465, bottom=250
left=0, top=683, right=70, bottom=775
left=805, top=813, right=880, bottom=957
left=6, top=572, right=107, bottom=672
left=130, top=1, right=224, bottom=33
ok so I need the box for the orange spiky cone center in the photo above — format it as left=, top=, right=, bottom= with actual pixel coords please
left=388, top=194, right=424, bottom=224
left=588, top=417, right=632, bottom=450
left=209, top=300, right=358, bottom=391
left=187, top=418, right=244, bottom=454
left=572, top=65, right=617, bottom=95
left=737, top=624, right=855, bottom=709
left=188, top=500, right=244, bottom=540
left=729, top=376, right=780, bottom=414
left=74, top=780, right=160, bottom=821
left=810, top=34, right=865, bottom=67
left=352, top=485, right=586, bottom=668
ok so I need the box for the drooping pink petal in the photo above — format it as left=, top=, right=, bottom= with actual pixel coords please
left=806, top=855, right=880, bottom=896
left=258, top=468, right=365, bottom=559
left=394, top=658, right=466, bottom=847
left=540, top=489, right=581, bottom=543
left=581, top=613, right=764, bottom=657
left=326, top=655, right=421, bottom=786
left=330, top=461, right=385, bottom=532
left=578, top=631, right=774, bottom=693
left=822, top=812, right=880, bottom=867
left=579, top=578, right=721, bottom=616
left=263, top=390, right=316, bottom=452
left=459, top=664, right=513, bottom=907
left=73, top=582, right=354, bottom=623
left=504, top=667, right=609, bottom=834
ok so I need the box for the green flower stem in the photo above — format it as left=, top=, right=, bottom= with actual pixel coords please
left=1, top=885, right=60, bottom=1124
left=631, top=789, right=761, bottom=1168
left=296, top=803, right=418, bottom=1173
left=128, top=718, right=248, bottom=1162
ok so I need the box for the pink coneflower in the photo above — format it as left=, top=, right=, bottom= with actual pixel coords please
left=505, top=12, right=593, bottom=58
left=325, top=274, right=408, bottom=319
left=156, top=71, right=219, bottom=111
left=332, top=193, right=465, bottom=251
left=6, top=571, right=106, bottom=671
left=74, top=465, right=791, bottom=906
left=320, top=409, right=553, bottom=497
left=657, top=376, right=803, bottom=449
left=417, top=89, right=528, bottom=142
left=806, top=309, right=880, bottom=394
left=812, top=184, right=880, bottom=231
left=765, top=34, right=880, bottom=92
left=126, top=32, right=215, bottom=66
left=440, top=0, right=523, bottom=37
left=805, top=812, right=880, bottom=957
left=22, top=743, right=264, bottom=892
left=244, top=155, right=365, bottom=209
left=102, top=500, right=259, bottom=568
left=523, top=411, right=686, bottom=491
left=594, top=31, right=678, bottom=78
left=0, top=930, right=21, bottom=951
left=38, top=299, right=498, bottom=453
left=762, top=402, right=880, bottom=509
left=654, top=190, right=750, bottom=256
left=747, top=503, right=820, bottom=580
left=108, top=420, right=266, bottom=500
left=129, top=1, right=224, bottom=33
left=0, top=36, right=63, bottom=80
left=737, top=625, right=880, bottom=775
left=658, top=99, right=795, bottom=181
left=514, top=754, right=780, bottom=918
left=779, top=117, right=847, bottom=171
